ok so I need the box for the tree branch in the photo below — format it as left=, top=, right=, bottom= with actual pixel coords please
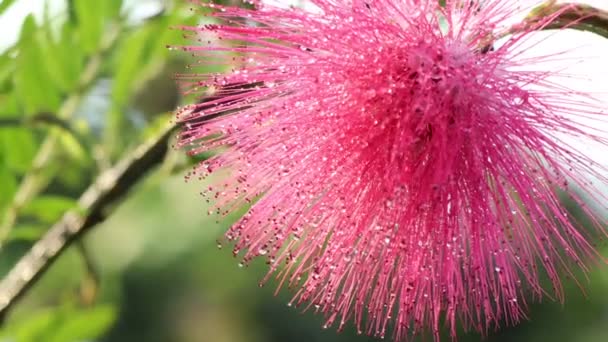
left=0, top=122, right=177, bottom=320
left=516, top=1, right=608, bottom=38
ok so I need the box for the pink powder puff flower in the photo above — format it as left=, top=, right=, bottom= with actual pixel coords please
left=175, top=0, right=608, bottom=340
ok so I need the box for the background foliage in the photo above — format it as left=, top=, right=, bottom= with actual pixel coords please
left=0, top=0, right=607, bottom=341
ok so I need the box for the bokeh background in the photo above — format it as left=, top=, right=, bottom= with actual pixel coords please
left=1, top=0, right=608, bottom=341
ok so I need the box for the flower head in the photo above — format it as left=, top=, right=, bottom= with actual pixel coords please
left=176, top=0, right=608, bottom=340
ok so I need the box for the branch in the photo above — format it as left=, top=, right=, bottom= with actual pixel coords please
left=516, top=1, right=608, bottom=38
left=0, top=122, right=177, bottom=320
left=0, top=112, right=67, bottom=130
left=0, top=112, right=88, bottom=149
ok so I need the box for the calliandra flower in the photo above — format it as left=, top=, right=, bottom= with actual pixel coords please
left=175, top=0, right=608, bottom=340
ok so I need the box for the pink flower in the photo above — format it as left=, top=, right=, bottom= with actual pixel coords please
left=176, top=1, right=608, bottom=340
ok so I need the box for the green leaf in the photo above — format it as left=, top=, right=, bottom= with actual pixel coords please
left=0, top=128, right=37, bottom=173
left=0, top=53, right=15, bottom=92
left=7, top=224, right=47, bottom=242
left=38, top=8, right=83, bottom=93
left=58, top=22, right=85, bottom=90
left=111, top=26, right=152, bottom=109
left=0, top=91, right=18, bottom=118
left=140, top=113, right=173, bottom=140
left=2, top=309, right=57, bottom=342
left=21, top=195, right=76, bottom=224
left=48, top=305, right=117, bottom=342
left=149, top=8, right=198, bottom=59
left=14, top=15, right=61, bottom=114
left=105, top=26, right=153, bottom=155
left=0, top=0, right=17, bottom=16
left=103, top=0, right=123, bottom=19
left=58, top=129, right=89, bottom=163
left=72, top=0, right=105, bottom=53
left=0, top=162, right=17, bottom=214
left=0, top=305, right=117, bottom=342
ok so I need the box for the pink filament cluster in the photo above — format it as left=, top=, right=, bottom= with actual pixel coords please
left=176, top=0, right=608, bottom=340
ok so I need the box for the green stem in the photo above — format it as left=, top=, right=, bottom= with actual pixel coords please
left=515, top=1, right=608, bottom=39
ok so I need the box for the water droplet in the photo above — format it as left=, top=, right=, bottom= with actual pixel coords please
left=513, top=97, right=523, bottom=105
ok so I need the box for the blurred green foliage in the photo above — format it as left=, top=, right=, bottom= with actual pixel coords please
left=0, top=0, right=606, bottom=341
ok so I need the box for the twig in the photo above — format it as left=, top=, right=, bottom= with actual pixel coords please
left=518, top=1, right=608, bottom=38
left=76, top=241, right=100, bottom=306
left=0, top=112, right=88, bottom=149
left=0, top=112, right=67, bottom=130
left=0, top=122, right=177, bottom=320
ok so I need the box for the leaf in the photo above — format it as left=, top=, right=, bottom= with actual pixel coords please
left=105, top=26, right=154, bottom=155
left=103, top=0, right=123, bottom=19
left=57, top=22, right=85, bottom=90
left=0, top=128, right=37, bottom=173
left=148, top=8, right=199, bottom=59
left=58, top=130, right=89, bottom=163
left=111, top=26, right=152, bottom=109
left=3, top=309, right=57, bottom=342
left=21, top=195, right=76, bottom=224
left=0, top=53, right=15, bottom=92
left=72, top=0, right=105, bottom=53
left=0, top=96, right=18, bottom=119
left=7, top=224, right=47, bottom=242
left=140, top=113, right=173, bottom=140
left=13, top=15, right=61, bottom=114
left=0, top=162, right=17, bottom=214
left=38, top=7, right=83, bottom=93
left=0, top=0, right=16, bottom=16
left=48, top=305, right=117, bottom=342
left=0, top=305, right=117, bottom=342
